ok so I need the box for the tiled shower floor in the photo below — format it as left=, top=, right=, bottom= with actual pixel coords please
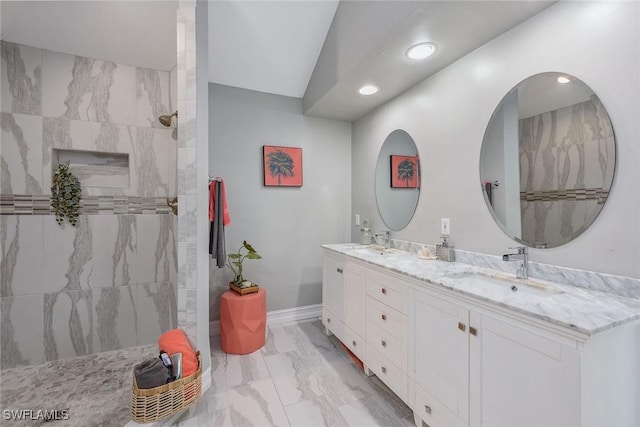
left=0, top=320, right=414, bottom=426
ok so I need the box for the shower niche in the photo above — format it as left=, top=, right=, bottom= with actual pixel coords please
left=53, top=149, right=130, bottom=188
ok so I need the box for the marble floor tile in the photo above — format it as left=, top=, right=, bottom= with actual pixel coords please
left=338, top=394, right=413, bottom=427
left=261, top=324, right=297, bottom=356
left=223, top=349, right=271, bottom=388
left=264, top=350, right=324, bottom=406
left=227, top=378, right=290, bottom=427
left=0, top=320, right=414, bottom=427
left=284, top=395, right=349, bottom=427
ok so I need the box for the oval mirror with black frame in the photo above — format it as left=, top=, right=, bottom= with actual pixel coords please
left=375, top=129, right=421, bottom=231
left=480, top=72, right=616, bottom=249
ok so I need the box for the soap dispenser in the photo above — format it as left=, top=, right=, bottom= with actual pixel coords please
left=360, top=219, right=373, bottom=245
left=436, top=236, right=455, bottom=262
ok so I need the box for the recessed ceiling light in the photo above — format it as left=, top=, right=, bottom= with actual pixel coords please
left=557, top=76, right=571, bottom=84
left=359, top=85, right=379, bottom=95
left=405, top=42, right=438, bottom=60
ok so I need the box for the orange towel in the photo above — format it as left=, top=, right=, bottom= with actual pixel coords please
left=157, top=329, right=198, bottom=377
left=209, top=179, right=231, bottom=226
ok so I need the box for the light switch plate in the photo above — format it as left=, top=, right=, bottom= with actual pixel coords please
left=441, top=218, right=450, bottom=235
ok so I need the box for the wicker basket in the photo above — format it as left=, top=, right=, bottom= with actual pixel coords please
left=131, top=351, right=202, bottom=423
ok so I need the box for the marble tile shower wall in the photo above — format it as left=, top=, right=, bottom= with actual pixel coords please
left=0, top=41, right=178, bottom=369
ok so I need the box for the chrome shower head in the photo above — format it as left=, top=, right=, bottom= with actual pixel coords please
left=159, top=111, right=178, bottom=127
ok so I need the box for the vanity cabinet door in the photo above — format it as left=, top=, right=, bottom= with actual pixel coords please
left=344, top=263, right=366, bottom=339
left=475, top=315, right=580, bottom=427
left=414, top=291, right=470, bottom=425
left=322, top=255, right=344, bottom=323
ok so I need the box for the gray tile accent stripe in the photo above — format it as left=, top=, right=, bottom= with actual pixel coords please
left=0, top=194, right=174, bottom=215
left=520, top=188, right=608, bottom=202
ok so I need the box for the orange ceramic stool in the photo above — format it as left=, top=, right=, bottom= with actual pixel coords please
left=220, top=288, right=266, bottom=354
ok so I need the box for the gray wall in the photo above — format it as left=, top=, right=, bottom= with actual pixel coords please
left=352, top=1, right=639, bottom=279
left=209, top=84, right=351, bottom=318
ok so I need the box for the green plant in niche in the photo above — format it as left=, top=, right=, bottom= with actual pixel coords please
left=51, top=162, right=82, bottom=227
left=226, top=240, right=262, bottom=286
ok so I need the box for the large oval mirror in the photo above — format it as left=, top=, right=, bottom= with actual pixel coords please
left=480, top=72, right=616, bottom=248
left=375, top=129, right=420, bottom=231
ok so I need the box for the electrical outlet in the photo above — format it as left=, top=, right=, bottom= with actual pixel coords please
left=441, top=218, right=450, bottom=235
left=355, top=214, right=360, bottom=226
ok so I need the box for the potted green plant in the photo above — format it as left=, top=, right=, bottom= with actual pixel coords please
left=51, top=162, right=82, bottom=227
left=226, top=240, right=262, bottom=294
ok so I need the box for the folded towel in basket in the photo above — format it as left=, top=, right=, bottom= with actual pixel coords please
left=158, top=329, right=198, bottom=377
left=134, top=357, right=171, bottom=389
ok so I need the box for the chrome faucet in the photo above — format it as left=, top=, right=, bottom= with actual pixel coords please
left=502, top=246, right=528, bottom=279
left=375, top=231, right=391, bottom=249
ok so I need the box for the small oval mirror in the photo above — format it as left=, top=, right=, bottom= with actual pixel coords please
left=480, top=72, right=616, bottom=248
left=375, top=129, right=421, bottom=231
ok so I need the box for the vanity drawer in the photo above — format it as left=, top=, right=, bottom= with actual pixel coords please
left=342, top=326, right=366, bottom=362
left=367, top=296, right=405, bottom=340
left=366, top=271, right=407, bottom=314
left=367, top=345, right=407, bottom=403
left=414, top=382, right=467, bottom=427
left=366, top=322, right=406, bottom=372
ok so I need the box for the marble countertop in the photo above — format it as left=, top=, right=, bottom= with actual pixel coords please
left=322, top=244, right=640, bottom=336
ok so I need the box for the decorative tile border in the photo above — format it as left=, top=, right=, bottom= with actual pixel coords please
left=0, top=194, right=174, bottom=215
left=520, top=188, right=608, bottom=203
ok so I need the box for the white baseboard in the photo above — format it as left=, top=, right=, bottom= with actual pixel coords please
left=209, top=303, right=322, bottom=336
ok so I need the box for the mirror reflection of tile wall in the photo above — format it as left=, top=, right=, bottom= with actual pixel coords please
left=519, top=96, right=615, bottom=246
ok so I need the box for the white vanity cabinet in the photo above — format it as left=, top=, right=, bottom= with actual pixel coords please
left=322, top=248, right=640, bottom=427
left=412, top=288, right=581, bottom=427
left=365, top=270, right=409, bottom=401
left=413, top=290, right=470, bottom=426
left=322, top=254, right=344, bottom=334
left=322, top=253, right=367, bottom=361
left=475, top=314, right=580, bottom=427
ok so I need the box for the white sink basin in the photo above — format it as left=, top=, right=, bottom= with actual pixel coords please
left=351, top=245, right=404, bottom=255
left=445, top=272, right=564, bottom=297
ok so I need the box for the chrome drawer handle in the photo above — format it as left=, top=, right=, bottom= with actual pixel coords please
left=337, top=268, right=343, bottom=273
left=381, top=366, right=387, bottom=374
left=424, top=405, right=432, bottom=414
left=458, top=322, right=466, bottom=332
left=381, top=314, right=387, bottom=321
left=470, top=326, right=478, bottom=336
left=381, top=340, right=387, bottom=347
left=381, top=288, right=387, bottom=295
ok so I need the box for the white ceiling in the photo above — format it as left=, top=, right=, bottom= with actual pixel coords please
left=1, top=1, right=178, bottom=71
left=1, top=1, right=556, bottom=121
left=208, top=0, right=339, bottom=98
left=303, top=1, right=556, bottom=121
